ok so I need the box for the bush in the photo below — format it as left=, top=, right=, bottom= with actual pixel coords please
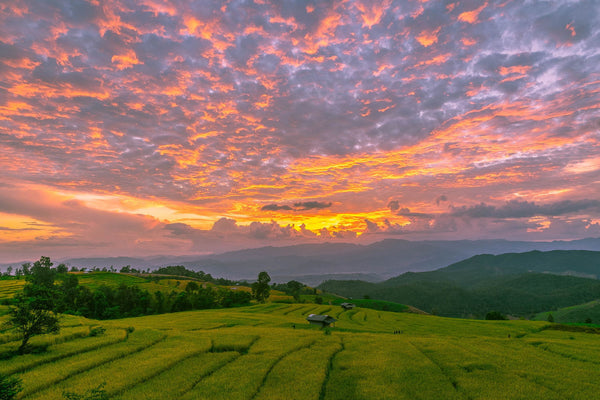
left=63, top=383, right=108, bottom=400
left=89, top=326, right=106, bottom=337
left=0, top=374, right=22, bottom=400
left=485, top=311, right=507, bottom=320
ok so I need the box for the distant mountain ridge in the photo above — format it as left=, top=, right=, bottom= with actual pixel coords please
left=2, top=237, right=600, bottom=284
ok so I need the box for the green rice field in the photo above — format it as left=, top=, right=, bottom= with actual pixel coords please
left=2, top=301, right=600, bottom=399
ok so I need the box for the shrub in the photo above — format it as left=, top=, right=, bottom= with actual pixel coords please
left=63, top=383, right=108, bottom=400
left=485, top=311, right=507, bottom=320
left=89, top=326, right=106, bottom=337
left=0, top=374, right=22, bottom=400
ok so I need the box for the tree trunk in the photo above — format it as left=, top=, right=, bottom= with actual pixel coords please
left=18, top=334, right=31, bottom=355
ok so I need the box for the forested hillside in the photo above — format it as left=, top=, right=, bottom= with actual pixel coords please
left=319, top=251, right=600, bottom=318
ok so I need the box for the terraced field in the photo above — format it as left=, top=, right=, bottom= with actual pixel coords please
left=0, top=279, right=25, bottom=300
left=2, top=303, right=600, bottom=399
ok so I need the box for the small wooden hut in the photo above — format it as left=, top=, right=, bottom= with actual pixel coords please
left=306, top=314, right=336, bottom=328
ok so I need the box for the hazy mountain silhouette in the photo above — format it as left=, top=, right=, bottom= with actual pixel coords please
left=5, top=237, right=600, bottom=284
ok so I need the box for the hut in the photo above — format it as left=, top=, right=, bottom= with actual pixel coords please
left=340, top=302, right=355, bottom=310
left=306, top=314, right=336, bottom=328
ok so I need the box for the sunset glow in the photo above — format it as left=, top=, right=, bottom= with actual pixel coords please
left=1, top=0, right=599, bottom=262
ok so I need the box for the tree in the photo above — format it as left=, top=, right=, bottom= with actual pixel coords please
left=56, top=263, right=68, bottom=274
left=0, top=374, right=22, bottom=400
left=6, top=292, right=60, bottom=354
left=251, top=271, right=271, bottom=303
left=21, top=263, right=31, bottom=277
left=547, top=313, right=555, bottom=323
left=4, top=256, right=60, bottom=354
left=56, top=274, right=80, bottom=313
left=286, top=280, right=304, bottom=301
left=485, top=311, right=507, bottom=320
left=185, top=281, right=199, bottom=292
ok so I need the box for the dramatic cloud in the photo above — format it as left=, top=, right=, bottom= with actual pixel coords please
left=0, top=0, right=599, bottom=261
left=261, top=201, right=332, bottom=211
left=449, top=200, right=600, bottom=219
left=261, top=204, right=293, bottom=211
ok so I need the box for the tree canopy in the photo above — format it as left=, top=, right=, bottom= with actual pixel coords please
left=252, top=271, right=271, bottom=303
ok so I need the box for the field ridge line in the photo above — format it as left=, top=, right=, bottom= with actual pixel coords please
left=282, top=305, right=304, bottom=315
left=2, top=329, right=128, bottom=376
left=21, top=332, right=167, bottom=399
left=407, top=340, right=472, bottom=400
left=250, top=338, right=319, bottom=400
left=180, top=352, right=242, bottom=397
left=531, top=342, right=600, bottom=365
left=453, top=340, right=581, bottom=397
left=180, top=335, right=263, bottom=398
left=318, top=336, right=344, bottom=400
left=110, top=346, right=213, bottom=398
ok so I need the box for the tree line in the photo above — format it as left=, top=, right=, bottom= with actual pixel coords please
left=2, top=257, right=252, bottom=322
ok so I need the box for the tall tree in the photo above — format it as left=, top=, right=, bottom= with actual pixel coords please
left=4, top=256, right=60, bottom=354
left=251, top=271, right=271, bottom=303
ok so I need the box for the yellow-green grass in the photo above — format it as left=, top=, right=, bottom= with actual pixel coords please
left=0, top=328, right=127, bottom=376
left=0, top=325, right=90, bottom=353
left=76, top=272, right=181, bottom=294
left=17, top=328, right=165, bottom=398
left=31, top=332, right=212, bottom=399
left=324, top=334, right=463, bottom=400
left=254, top=335, right=342, bottom=400
left=450, top=335, right=600, bottom=398
left=116, top=351, right=240, bottom=400
left=0, top=279, right=26, bottom=299
left=180, top=330, right=318, bottom=400
left=1, top=302, right=600, bottom=399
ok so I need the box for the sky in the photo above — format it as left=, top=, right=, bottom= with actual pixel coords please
left=1, top=0, right=600, bottom=263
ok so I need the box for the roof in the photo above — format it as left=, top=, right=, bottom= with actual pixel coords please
left=307, top=314, right=336, bottom=323
left=340, top=302, right=355, bottom=307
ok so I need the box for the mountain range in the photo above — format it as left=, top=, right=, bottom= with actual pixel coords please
left=3, top=237, right=600, bottom=285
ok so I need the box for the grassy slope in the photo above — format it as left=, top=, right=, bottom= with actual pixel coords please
left=534, top=299, right=600, bottom=324
left=0, top=272, right=262, bottom=299
left=2, top=302, right=600, bottom=399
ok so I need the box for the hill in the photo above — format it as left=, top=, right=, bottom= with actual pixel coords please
left=319, top=250, right=600, bottom=317
left=534, top=300, right=600, bottom=324
left=2, top=303, right=600, bottom=399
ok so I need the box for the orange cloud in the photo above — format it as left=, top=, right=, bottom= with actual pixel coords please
left=458, top=3, right=488, bottom=24
left=461, top=37, right=477, bottom=47
left=416, top=27, right=441, bottom=47
left=413, top=53, right=451, bottom=68
left=111, top=49, right=142, bottom=70
left=355, top=0, right=391, bottom=29
left=498, top=65, right=531, bottom=75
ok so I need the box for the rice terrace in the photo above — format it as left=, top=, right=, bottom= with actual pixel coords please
left=2, top=268, right=600, bottom=400
left=2, top=0, right=600, bottom=398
